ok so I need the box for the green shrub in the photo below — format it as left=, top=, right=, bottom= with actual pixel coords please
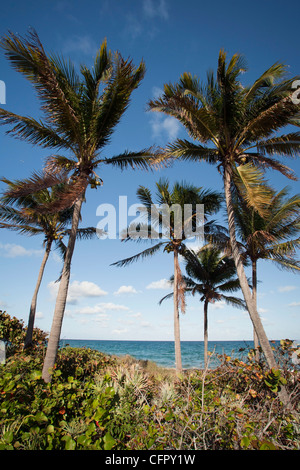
left=0, top=312, right=299, bottom=450
left=0, top=310, right=47, bottom=356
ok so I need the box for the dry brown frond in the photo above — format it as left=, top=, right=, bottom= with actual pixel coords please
left=33, top=175, right=89, bottom=214
left=4, top=171, right=67, bottom=198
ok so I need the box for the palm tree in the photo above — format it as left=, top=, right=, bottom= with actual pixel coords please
left=0, top=29, right=153, bottom=381
left=147, top=50, right=300, bottom=394
left=0, top=177, right=98, bottom=348
left=112, top=179, right=222, bottom=373
left=160, top=247, right=246, bottom=369
left=233, top=186, right=300, bottom=356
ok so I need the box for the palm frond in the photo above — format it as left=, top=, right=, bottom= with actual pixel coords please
left=72, top=227, right=98, bottom=240
left=221, top=295, right=247, bottom=310
left=101, top=148, right=155, bottom=170
left=162, top=138, right=219, bottom=165
left=217, top=278, right=242, bottom=293
left=0, top=29, right=81, bottom=138
left=233, top=162, right=274, bottom=217
left=94, top=56, right=145, bottom=150
left=34, top=176, right=88, bottom=214
left=244, top=62, right=288, bottom=101
left=0, top=221, right=43, bottom=236
left=2, top=171, right=67, bottom=198
left=158, top=292, right=174, bottom=305
left=0, top=108, right=71, bottom=149
left=256, top=132, right=300, bottom=158
left=111, top=242, right=164, bottom=267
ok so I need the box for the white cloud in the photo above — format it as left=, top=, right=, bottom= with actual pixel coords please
left=76, top=305, right=107, bottom=315
left=146, top=279, right=171, bottom=290
left=149, top=113, right=181, bottom=142
left=48, top=280, right=108, bottom=304
left=114, top=285, right=139, bottom=296
left=278, top=285, right=298, bottom=293
left=288, top=301, right=300, bottom=307
left=100, top=302, right=130, bottom=311
left=0, top=242, right=43, bottom=258
left=143, top=0, right=169, bottom=20
left=75, top=302, right=130, bottom=315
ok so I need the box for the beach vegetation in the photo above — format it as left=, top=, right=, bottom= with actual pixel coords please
left=0, top=311, right=299, bottom=450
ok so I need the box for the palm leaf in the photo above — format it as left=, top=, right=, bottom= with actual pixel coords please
left=256, top=132, right=300, bottom=158
left=220, top=295, right=247, bottom=310
left=111, top=242, right=165, bottom=267
left=101, top=148, right=155, bottom=170
left=0, top=109, right=71, bottom=150
left=233, top=162, right=274, bottom=217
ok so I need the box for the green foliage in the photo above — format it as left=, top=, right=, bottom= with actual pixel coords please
left=0, top=310, right=47, bottom=356
left=0, top=313, right=299, bottom=450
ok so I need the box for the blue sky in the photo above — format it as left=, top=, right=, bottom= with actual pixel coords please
left=0, top=0, right=299, bottom=342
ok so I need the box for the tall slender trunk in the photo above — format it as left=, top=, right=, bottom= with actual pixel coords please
left=42, top=193, right=84, bottom=382
left=223, top=164, right=289, bottom=405
left=173, top=247, right=182, bottom=374
left=252, top=259, right=260, bottom=360
left=203, top=298, right=209, bottom=369
left=223, top=164, right=276, bottom=366
left=24, top=239, right=52, bottom=349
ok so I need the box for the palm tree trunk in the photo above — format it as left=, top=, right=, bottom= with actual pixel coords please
left=173, top=247, right=182, bottom=374
left=204, top=298, right=209, bottom=369
left=252, top=259, right=260, bottom=361
left=223, top=164, right=290, bottom=406
left=223, top=164, right=292, bottom=402
left=42, top=192, right=84, bottom=382
left=24, top=239, right=52, bottom=349
left=223, top=164, right=277, bottom=365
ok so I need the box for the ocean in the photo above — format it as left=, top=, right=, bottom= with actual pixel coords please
left=58, top=339, right=265, bottom=369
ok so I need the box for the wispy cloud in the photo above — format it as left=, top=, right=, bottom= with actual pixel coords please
left=278, top=285, right=298, bottom=293
left=62, top=35, right=98, bottom=55
left=75, top=302, right=130, bottom=316
left=124, top=14, right=143, bottom=40
left=0, top=242, right=43, bottom=258
left=143, top=0, right=169, bottom=20
left=288, top=301, right=300, bottom=307
left=124, top=0, right=169, bottom=40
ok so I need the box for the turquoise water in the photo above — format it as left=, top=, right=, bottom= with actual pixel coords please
left=59, top=339, right=264, bottom=369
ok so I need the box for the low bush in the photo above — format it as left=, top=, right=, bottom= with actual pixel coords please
left=0, top=311, right=299, bottom=450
